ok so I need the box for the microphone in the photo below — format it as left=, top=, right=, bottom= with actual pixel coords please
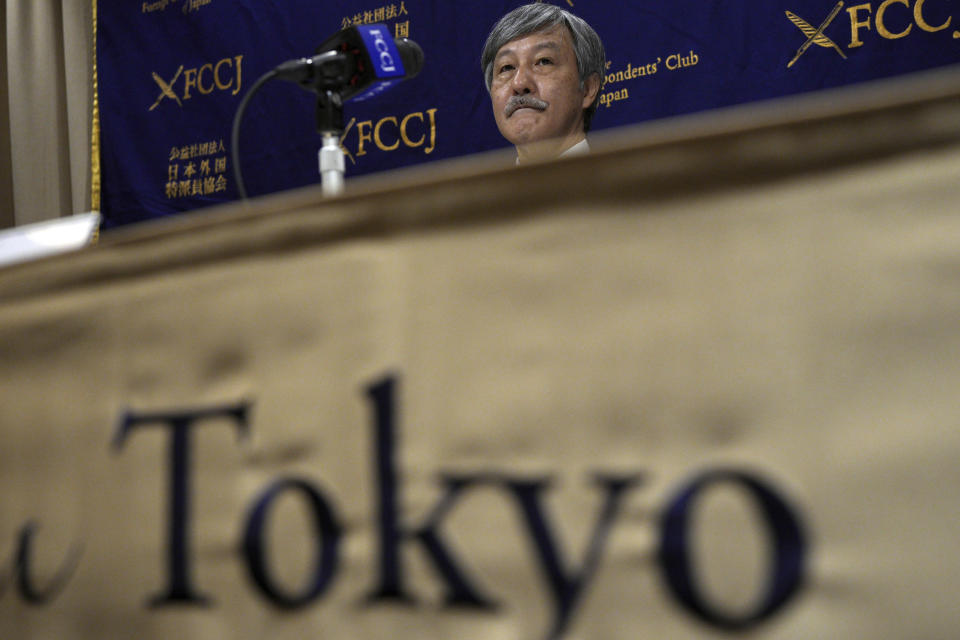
left=273, top=24, right=423, bottom=102
left=232, top=24, right=423, bottom=200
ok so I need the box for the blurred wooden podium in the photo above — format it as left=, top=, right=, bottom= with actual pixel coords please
left=1, top=67, right=959, bottom=640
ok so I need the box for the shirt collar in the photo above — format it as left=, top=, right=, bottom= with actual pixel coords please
left=515, top=138, right=590, bottom=165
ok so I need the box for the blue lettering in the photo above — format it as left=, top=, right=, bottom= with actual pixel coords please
left=112, top=402, right=251, bottom=606
left=14, top=521, right=82, bottom=604
left=658, top=469, right=808, bottom=630
left=498, top=473, right=645, bottom=640
left=242, top=477, right=342, bottom=608
left=363, top=375, right=496, bottom=608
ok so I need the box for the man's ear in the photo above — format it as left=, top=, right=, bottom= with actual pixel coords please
left=581, top=73, right=602, bottom=109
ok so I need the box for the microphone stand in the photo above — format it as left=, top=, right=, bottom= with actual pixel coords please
left=316, top=89, right=346, bottom=197
left=234, top=27, right=423, bottom=201
left=233, top=55, right=351, bottom=201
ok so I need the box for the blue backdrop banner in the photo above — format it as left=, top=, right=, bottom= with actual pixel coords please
left=96, top=0, right=960, bottom=226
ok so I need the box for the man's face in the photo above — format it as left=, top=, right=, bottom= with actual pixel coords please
left=489, top=25, right=596, bottom=150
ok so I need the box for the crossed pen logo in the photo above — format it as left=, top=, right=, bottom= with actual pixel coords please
left=150, top=66, right=183, bottom=110
left=786, top=1, right=848, bottom=67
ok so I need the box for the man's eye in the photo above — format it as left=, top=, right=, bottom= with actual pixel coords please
left=498, top=64, right=514, bottom=73
left=536, top=57, right=553, bottom=65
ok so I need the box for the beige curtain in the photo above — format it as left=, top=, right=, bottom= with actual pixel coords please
left=0, top=0, right=93, bottom=229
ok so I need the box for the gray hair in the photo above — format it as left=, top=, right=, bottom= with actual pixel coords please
left=481, top=3, right=606, bottom=132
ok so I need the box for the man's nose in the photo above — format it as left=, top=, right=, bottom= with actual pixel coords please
left=511, top=64, right=534, bottom=94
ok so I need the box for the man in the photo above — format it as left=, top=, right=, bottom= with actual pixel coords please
left=480, top=3, right=605, bottom=163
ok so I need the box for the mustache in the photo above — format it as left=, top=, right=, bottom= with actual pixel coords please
left=505, top=95, right=548, bottom=117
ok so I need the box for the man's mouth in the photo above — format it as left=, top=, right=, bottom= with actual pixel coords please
left=505, top=95, right=548, bottom=118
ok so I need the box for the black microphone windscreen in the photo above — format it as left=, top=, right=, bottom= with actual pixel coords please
left=396, top=38, right=424, bottom=78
